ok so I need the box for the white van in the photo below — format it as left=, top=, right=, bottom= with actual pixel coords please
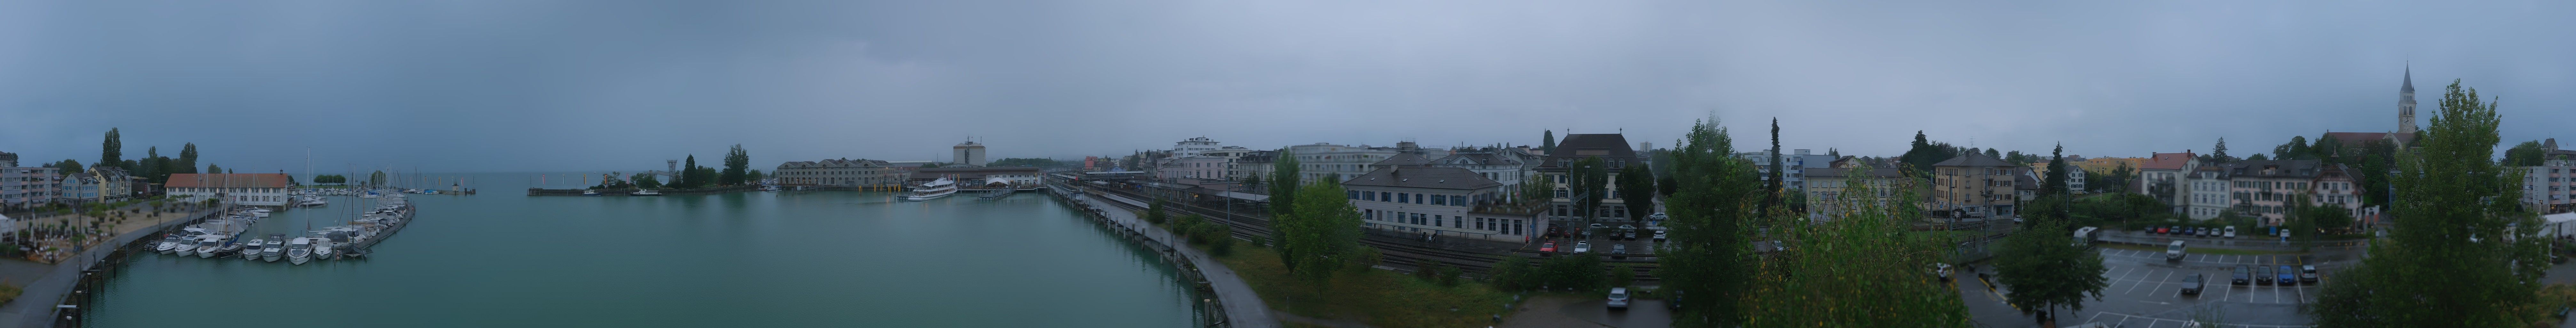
left=2072, top=226, right=2100, bottom=247
left=2166, top=240, right=2187, bottom=261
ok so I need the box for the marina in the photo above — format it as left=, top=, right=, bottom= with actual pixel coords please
left=77, top=173, right=1204, bottom=327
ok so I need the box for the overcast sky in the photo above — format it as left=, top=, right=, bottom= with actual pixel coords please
left=4, top=1, right=2571, bottom=173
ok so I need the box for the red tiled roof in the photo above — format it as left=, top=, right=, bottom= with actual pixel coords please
left=165, top=174, right=292, bottom=188
left=2138, top=152, right=2195, bottom=170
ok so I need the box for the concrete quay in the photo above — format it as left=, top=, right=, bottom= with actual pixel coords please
left=0, top=205, right=228, bottom=328
left=1048, top=187, right=1277, bottom=328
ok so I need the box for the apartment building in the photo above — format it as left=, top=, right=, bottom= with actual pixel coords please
left=1931, top=152, right=2021, bottom=218
left=1343, top=165, right=1538, bottom=242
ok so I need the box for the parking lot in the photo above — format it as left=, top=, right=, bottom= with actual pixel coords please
left=1965, top=247, right=2321, bottom=327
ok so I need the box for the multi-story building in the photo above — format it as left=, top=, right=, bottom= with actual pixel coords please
left=774, top=159, right=911, bottom=187
left=1931, top=152, right=2021, bottom=218
left=166, top=173, right=294, bottom=206
left=2221, top=160, right=2364, bottom=226
left=1173, top=137, right=1224, bottom=158
left=0, top=165, right=58, bottom=208
left=1803, top=167, right=1910, bottom=221
left=952, top=140, right=988, bottom=167
left=2519, top=139, right=2576, bottom=214
left=1343, top=164, right=1538, bottom=242
left=2029, top=158, right=2090, bottom=193
left=92, top=167, right=133, bottom=201
left=2076, top=157, right=2144, bottom=175
left=1537, top=134, right=1646, bottom=221
left=1737, top=149, right=1836, bottom=190
left=914, top=167, right=1046, bottom=189
left=2136, top=152, right=2199, bottom=213
left=2185, top=164, right=2232, bottom=220
left=1225, top=150, right=1277, bottom=182
left=1428, top=146, right=1541, bottom=201
left=1158, top=156, right=1234, bottom=182
left=1285, top=143, right=1401, bottom=183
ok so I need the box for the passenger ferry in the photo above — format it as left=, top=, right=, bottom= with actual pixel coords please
left=904, top=177, right=958, bottom=201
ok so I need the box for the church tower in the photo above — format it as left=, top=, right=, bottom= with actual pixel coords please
left=2398, top=65, right=2418, bottom=134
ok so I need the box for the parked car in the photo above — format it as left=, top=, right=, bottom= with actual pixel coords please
left=2180, top=274, right=2205, bottom=295
left=2166, top=241, right=2187, bottom=261
left=1611, top=243, right=1628, bottom=255
left=1652, top=230, right=1668, bottom=242
left=2300, top=265, right=2320, bottom=283
left=2224, top=226, right=2238, bottom=239
left=1929, top=263, right=1955, bottom=282
left=1539, top=242, right=1558, bottom=252
left=2256, top=266, right=2274, bottom=284
left=2276, top=266, right=2298, bottom=285
left=1607, top=287, right=1631, bottom=309
left=2154, top=226, right=2169, bottom=234
left=2231, top=265, right=2251, bottom=285
left=1574, top=241, right=1592, bottom=253
left=2201, top=228, right=2216, bottom=237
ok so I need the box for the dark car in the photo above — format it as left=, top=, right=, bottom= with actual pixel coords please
left=1611, top=243, right=1628, bottom=255
left=2300, top=265, right=2320, bottom=283
left=2231, top=265, right=2251, bottom=285
left=2256, top=266, right=2274, bottom=284
left=2276, top=266, right=2298, bottom=285
left=2180, top=274, right=2205, bottom=295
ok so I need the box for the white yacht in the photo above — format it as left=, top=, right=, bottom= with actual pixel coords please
left=173, top=236, right=201, bottom=257
left=630, top=189, right=663, bottom=196
left=287, top=238, right=312, bottom=265
left=238, top=239, right=265, bottom=258
left=154, top=235, right=183, bottom=254
left=581, top=190, right=602, bottom=196
left=312, top=240, right=335, bottom=261
left=246, top=209, right=272, bottom=218
left=194, top=237, right=225, bottom=258
left=904, top=178, right=958, bottom=201
left=297, top=196, right=327, bottom=207
left=261, top=236, right=285, bottom=262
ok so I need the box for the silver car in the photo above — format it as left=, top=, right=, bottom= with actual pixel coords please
left=1607, top=287, right=1631, bottom=309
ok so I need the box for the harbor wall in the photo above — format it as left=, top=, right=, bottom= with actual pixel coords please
left=528, top=185, right=761, bottom=196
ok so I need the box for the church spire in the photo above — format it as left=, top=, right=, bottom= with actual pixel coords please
left=2398, top=63, right=2418, bottom=134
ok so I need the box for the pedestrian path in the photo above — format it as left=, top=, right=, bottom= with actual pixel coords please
left=1070, top=193, right=1278, bottom=328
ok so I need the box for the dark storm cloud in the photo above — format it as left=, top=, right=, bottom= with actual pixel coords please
left=3, top=1, right=2570, bottom=172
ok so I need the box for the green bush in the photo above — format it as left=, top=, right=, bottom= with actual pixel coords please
left=1485, top=257, right=1533, bottom=291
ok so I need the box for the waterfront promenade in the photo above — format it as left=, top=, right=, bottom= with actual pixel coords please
left=1065, top=191, right=1278, bottom=328
left=0, top=204, right=225, bottom=328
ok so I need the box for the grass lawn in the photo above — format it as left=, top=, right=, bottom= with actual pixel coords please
left=2099, top=243, right=2300, bottom=255
left=1214, top=247, right=1520, bottom=328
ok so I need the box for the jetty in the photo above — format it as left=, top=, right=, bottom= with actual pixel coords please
left=1047, top=185, right=1273, bottom=328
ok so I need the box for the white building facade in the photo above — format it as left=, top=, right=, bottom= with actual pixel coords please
left=167, top=173, right=295, bottom=207
left=1343, top=165, right=1538, bottom=242
left=1286, top=143, right=1400, bottom=183
left=1737, top=149, right=1836, bottom=190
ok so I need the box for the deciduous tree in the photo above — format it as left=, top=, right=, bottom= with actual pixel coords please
left=2311, top=80, right=2547, bottom=327
left=1655, top=117, right=1760, bottom=327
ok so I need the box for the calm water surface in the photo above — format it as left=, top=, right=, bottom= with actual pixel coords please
left=85, top=173, right=1202, bottom=327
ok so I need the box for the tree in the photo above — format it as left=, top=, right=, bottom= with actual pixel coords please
left=100, top=128, right=122, bottom=170
left=1743, top=178, right=1973, bottom=327
left=1147, top=200, right=1170, bottom=224
left=1899, top=131, right=1957, bottom=177
left=1268, top=149, right=1304, bottom=267
left=1520, top=171, right=1556, bottom=205
left=2503, top=140, right=2547, bottom=166
left=367, top=170, right=386, bottom=186
left=1569, top=157, right=1609, bottom=221
left=1276, top=174, right=1362, bottom=283
left=2246, top=153, right=2268, bottom=160
left=1994, top=218, right=2109, bottom=323
left=2042, top=143, right=2069, bottom=197
left=2274, top=136, right=2314, bottom=160
left=721, top=144, right=750, bottom=185
left=49, top=160, right=83, bottom=174
left=631, top=173, right=662, bottom=189
left=1485, top=257, right=1534, bottom=291
left=1655, top=117, right=1761, bottom=327
left=1541, top=130, right=1556, bottom=153
left=1617, top=163, right=1657, bottom=221
left=745, top=169, right=764, bottom=183
left=178, top=143, right=198, bottom=173
left=2311, top=79, right=2545, bottom=327
left=1766, top=118, right=1784, bottom=210
left=2208, top=138, right=2230, bottom=164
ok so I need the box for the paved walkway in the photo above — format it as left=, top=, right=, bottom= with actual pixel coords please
left=0, top=205, right=225, bottom=328
left=1071, top=192, right=1277, bottom=328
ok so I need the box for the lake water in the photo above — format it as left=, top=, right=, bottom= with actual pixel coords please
left=83, top=173, right=1203, bottom=327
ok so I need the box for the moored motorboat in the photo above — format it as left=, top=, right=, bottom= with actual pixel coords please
left=194, top=237, right=224, bottom=258
left=581, top=190, right=602, bottom=196
left=261, top=235, right=285, bottom=262
left=629, top=189, right=663, bottom=196
left=154, top=235, right=183, bottom=254
left=238, top=239, right=265, bottom=259
left=904, top=178, right=958, bottom=201
left=287, top=238, right=312, bottom=265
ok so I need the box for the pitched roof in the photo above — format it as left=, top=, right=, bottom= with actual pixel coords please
left=165, top=173, right=292, bottom=188
left=1550, top=134, right=1637, bottom=158
left=2319, top=132, right=2418, bottom=147
left=1342, top=166, right=1501, bottom=190
left=2224, top=160, right=2329, bottom=179
left=1805, top=167, right=1906, bottom=178
left=1932, top=152, right=2012, bottom=167
left=1372, top=153, right=1432, bottom=166
left=2014, top=174, right=2039, bottom=191
left=2139, top=152, right=2196, bottom=171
